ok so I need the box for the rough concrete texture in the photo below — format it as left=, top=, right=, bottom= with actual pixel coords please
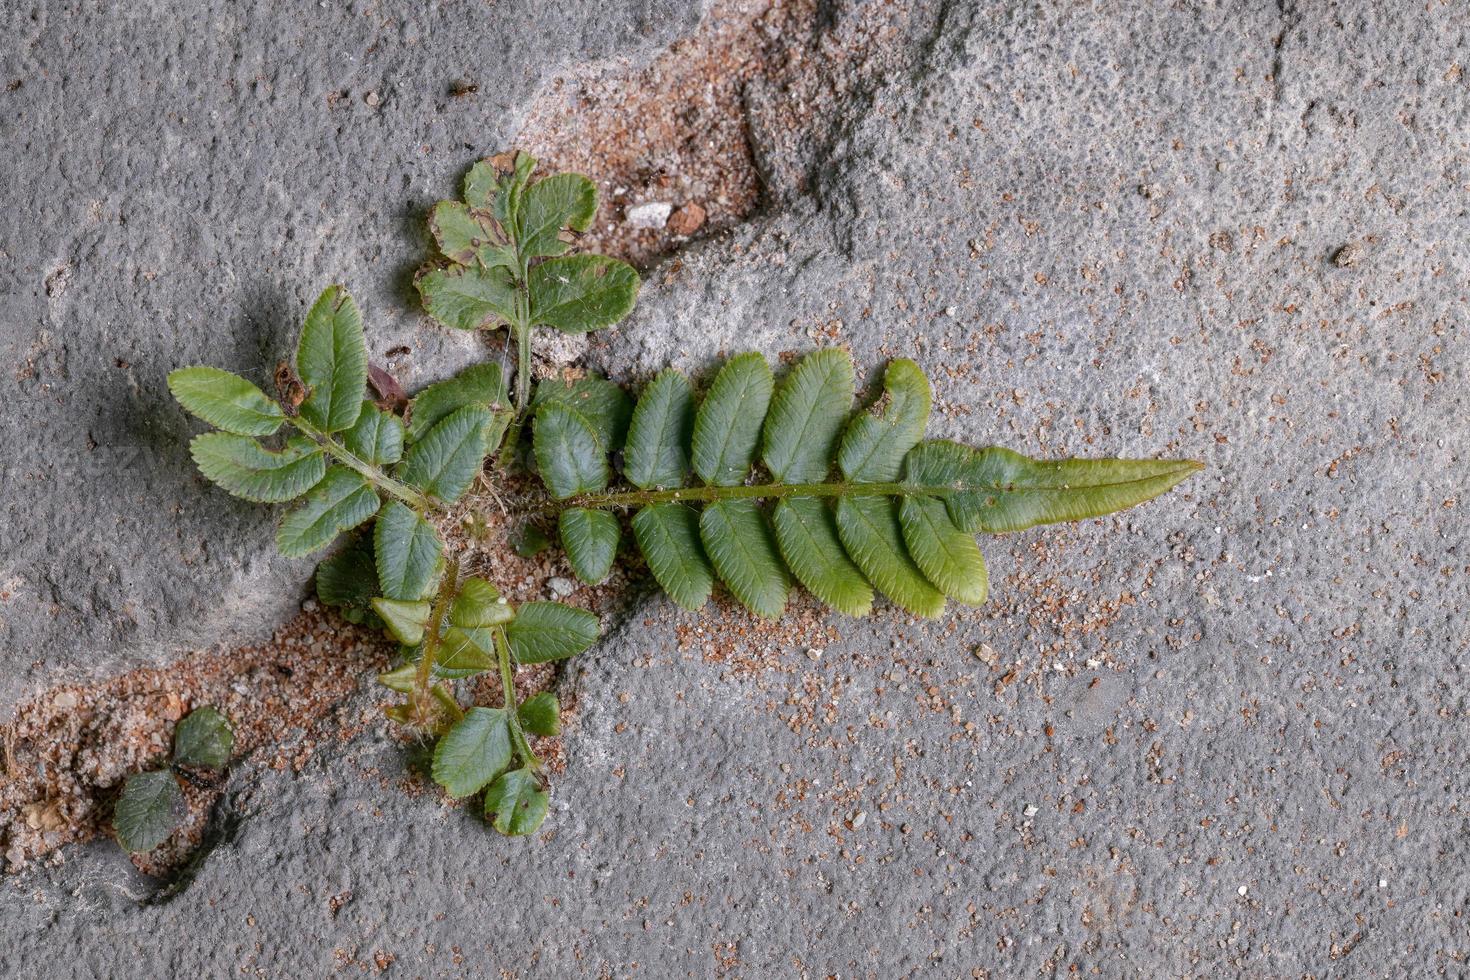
left=3, top=0, right=1468, bottom=977
left=0, top=0, right=703, bottom=713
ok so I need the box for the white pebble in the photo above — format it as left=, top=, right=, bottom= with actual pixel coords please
left=626, top=202, right=672, bottom=229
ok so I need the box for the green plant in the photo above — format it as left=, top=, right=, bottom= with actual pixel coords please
left=166, top=156, right=1201, bottom=838
left=113, top=707, right=234, bottom=854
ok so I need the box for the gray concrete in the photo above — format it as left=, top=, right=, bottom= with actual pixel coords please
left=0, top=0, right=701, bottom=714
left=3, top=0, right=1468, bottom=976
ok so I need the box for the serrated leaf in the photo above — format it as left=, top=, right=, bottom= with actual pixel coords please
left=483, top=768, right=549, bottom=836
left=450, top=577, right=515, bottom=628
left=172, top=706, right=233, bottom=770
left=168, top=366, right=284, bottom=436
left=416, top=263, right=517, bottom=332
left=835, top=496, right=945, bottom=618
left=437, top=626, right=494, bottom=678
left=699, top=500, right=789, bottom=619
left=691, top=352, right=774, bottom=487
left=533, top=402, right=609, bottom=499
left=762, top=349, right=855, bottom=484
left=531, top=376, right=632, bottom=451
left=772, top=497, right=873, bottom=617
left=296, top=285, right=368, bottom=433
left=839, top=359, right=930, bottom=483
left=559, top=507, right=620, bottom=585
left=624, top=369, right=694, bottom=490
left=631, top=503, right=714, bottom=611
left=506, top=602, right=599, bottom=664
left=276, top=466, right=380, bottom=558
left=113, top=770, right=182, bottom=854
left=463, top=160, right=499, bottom=210
left=315, top=532, right=381, bottom=625
left=528, top=254, right=640, bottom=333
left=518, top=692, right=560, bottom=736
left=431, top=707, right=511, bottom=798
left=899, top=495, right=988, bottom=604
left=343, top=401, right=404, bottom=466
left=397, top=404, right=492, bottom=503
left=430, top=200, right=499, bottom=265
left=903, top=441, right=1203, bottom=533
left=189, top=432, right=325, bottom=503
left=374, top=501, right=445, bottom=600
left=371, top=597, right=431, bottom=645
left=406, top=363, right=507, bottom=442
left=519, top=173, right=597, bottom=258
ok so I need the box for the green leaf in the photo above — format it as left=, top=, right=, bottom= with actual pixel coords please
left=624, top=369, right=694, bottom=490
left=376, top=661, right=418, bottom=693
left=113, top=770, right=183, bottom=854
left=430, top=200, right=499, bottom=265
left=528, top=254, right=640, bottom=333
left=506, top=602, right=599, bottom=664
left=416, top=263, right=517, bottom=332
left=531, top=376, right=632, bottom=451
left=762, top=349, right=854, bottom=484
left=315, top=533, right=381, bottom=625
left=559, top=507, right=620, bottom=585
left=406, top=363, right=507, bottom=442
left=517, top=692, right=560, bottom=736
left=450, top=577, right=515, bottom=628
left=631, top=503, right=713, bottom=611
left=437, top=626, right=494, bottom=678
left=167, top=366, right=284, bottom=436
left=838, top=359, right=930, bottom=482
left=374, top=501, right=445, bottom=600
left=342, top=401, right=404, bottom=466
left=431, top=707, right=512, bottom=798
left=483, top=768, right=549, bottom=836
left=772, top=497, right=873, bottom=617
left=533, top=402, right=609, bottom=499
left=512, top=523, right=552, bottom=558
left=519, top=173, right=597, bottom=258
left=276, top=466, right=381, bottom=558
left=296, top=285, right=368, bottom=433
left=691, top=352, right=773, bottom=487
left=834, top=496, right=945, bottom=618
left=189, top=432, right=325, bottom=503
left=371, top=597, right=432, bottom=646
left=903, top=441, right=1204, bottom=533
left=172, top=706, right=233, bottom=770
left=397, top=404, right=492, bottom=503
left=898, top=496, right=988, bottom=604
left=463, top=160, right=499, bottom=209
left=495, top=151, right=537, bottom=225
left=699, top=500, right=788, bottom=619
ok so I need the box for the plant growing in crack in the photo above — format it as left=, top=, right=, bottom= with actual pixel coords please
left=113, top=706, right=233, bottom=854
left=166, top=153, right=1201, bottom=838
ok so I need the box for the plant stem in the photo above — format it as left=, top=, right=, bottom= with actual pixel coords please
left=413, top=559, right=459, bottom=723
left=545, top=480, right=916, bottom=513
left=290, top=416, right=439, bottom=512
left=493, top=626, right=540, bottom=774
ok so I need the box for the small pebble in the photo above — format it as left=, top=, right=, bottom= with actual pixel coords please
left=1022, top=803, right=1039, bottom=817
left=547, top=577, right=576, bottom=598
left=626, top=201, right=672, bottom=229
left=364, top=90, right=381, bottom=107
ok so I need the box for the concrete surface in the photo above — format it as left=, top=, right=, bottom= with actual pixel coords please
left=0, top=0, right=702, bottom=714
left=2, top=0, right=1467, bottom=977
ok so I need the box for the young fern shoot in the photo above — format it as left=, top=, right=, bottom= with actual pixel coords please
left=165, top=155, right=1201, bottom=842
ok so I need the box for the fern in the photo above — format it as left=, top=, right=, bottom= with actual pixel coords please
left=162, top=155, right=1202, bottom=843
left=529, top=350, right=1202, bottom=620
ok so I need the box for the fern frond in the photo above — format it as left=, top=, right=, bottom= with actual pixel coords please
left=529, top=350, right=1201, bottom=619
